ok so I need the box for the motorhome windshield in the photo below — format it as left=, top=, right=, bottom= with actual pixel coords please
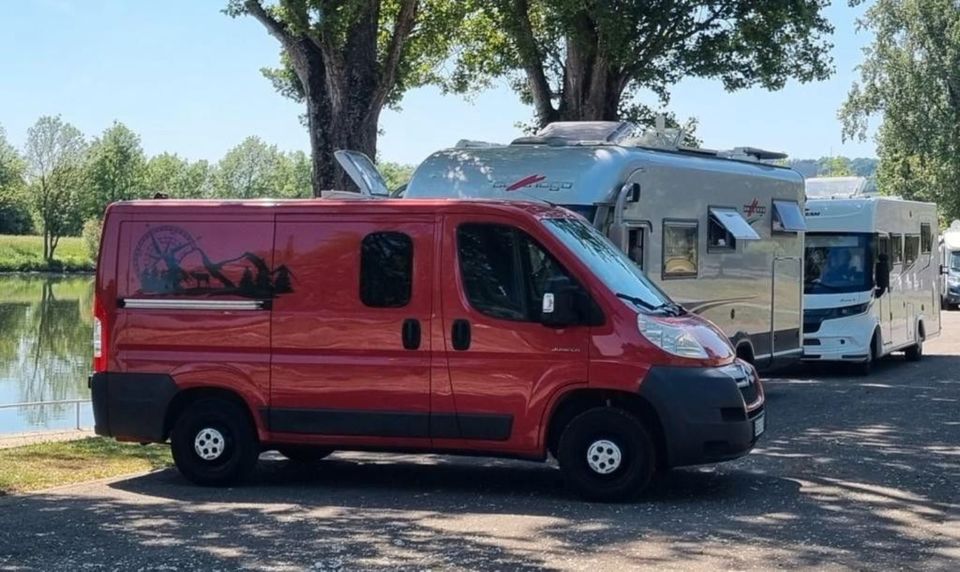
left=805, top=233, right=873, bottom=294
left=543, top=217, right=672, bottom=310
left=950, top=251, right=960, bottom=272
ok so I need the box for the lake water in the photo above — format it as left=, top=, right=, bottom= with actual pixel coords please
left=0, top=275, right=95, bottom=434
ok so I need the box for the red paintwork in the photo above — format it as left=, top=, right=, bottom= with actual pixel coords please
left=97, top=198, right=744, bottom=453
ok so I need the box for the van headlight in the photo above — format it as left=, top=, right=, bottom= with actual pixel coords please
left=835, top=302, right=870, bottom=318
left=949, top=275, right=960, bottom=286
left=637, top=313, right=708, bottom=359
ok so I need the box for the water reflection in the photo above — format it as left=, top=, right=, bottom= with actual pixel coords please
left=0, top=275, right=94, bottom=434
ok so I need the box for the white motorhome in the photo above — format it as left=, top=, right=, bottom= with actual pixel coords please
left=396, top=122, right=807, bottom=370
left=941, top=219, right=960, bottom=310
left=803, top=197, right=941, bottom=372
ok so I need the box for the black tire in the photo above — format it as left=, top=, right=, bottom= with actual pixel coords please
left=905, top=337, right=923, bottom=362
left=278, top=446, right=334, bottom=463
left=557, top=407, right=656, bottom=502
left=854, top=332, right=879, bottom=376
left=171, top=398, right=259, bottom=486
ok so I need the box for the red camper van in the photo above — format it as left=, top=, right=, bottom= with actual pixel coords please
left=90, top=198, right=764, bottom=500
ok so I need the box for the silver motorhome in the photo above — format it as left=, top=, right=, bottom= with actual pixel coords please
left=399, top=122, right=807, bottom=369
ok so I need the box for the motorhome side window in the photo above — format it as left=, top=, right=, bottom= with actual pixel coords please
left=891, top=234, right=903, bottom=265
left=904, top=235, right=920, bottom=265
left=772, top=200, right=807, bottom=233
left=708, top=209, right=736, bottom=251
left=457, top=223, right=572, bottom=322
left=920, top=223, right=932, bottom=254
left=360, top=232, right=413, bottom=307
left=662, top=221, right=698, bottom=279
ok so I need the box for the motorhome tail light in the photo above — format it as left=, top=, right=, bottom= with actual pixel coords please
left=92, top=295, right=107, bottom=373
left=636, top=313, right=708, bottom=359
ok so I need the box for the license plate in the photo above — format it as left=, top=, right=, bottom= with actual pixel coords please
left=753, top=414, right=766, bottom=438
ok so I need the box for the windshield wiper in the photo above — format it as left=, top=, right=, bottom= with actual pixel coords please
left=616, top=293, right=685, bottom=316
left=615, top=292, right=657, bottom=310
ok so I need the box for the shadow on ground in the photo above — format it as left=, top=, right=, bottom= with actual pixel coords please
left=1, top=353, right=958, bottom=569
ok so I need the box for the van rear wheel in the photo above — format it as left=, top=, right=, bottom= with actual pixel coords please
left=557, top=407, right=656, bottom=502
left=171, top=398, right=258, bottom=486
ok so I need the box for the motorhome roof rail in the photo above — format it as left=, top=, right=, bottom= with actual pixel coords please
left=720, top=147, right=789, bottom=161
left=455, top=139, right=504, bottom=148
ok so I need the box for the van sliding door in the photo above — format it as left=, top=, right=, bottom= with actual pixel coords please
left=269, top=215, right=434, bottom=444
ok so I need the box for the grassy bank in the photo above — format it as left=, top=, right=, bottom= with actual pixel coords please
left=0, top=437, right=172, bottom=494
left=0, top=234, right=94, bottom=272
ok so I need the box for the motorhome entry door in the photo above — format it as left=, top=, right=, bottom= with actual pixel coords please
left=771, top=256, right=803, bottom=361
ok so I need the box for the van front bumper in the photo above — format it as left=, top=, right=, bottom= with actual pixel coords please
left=89, top=372, right=178, bottom=442
left=638, top=363, right=764, bottom=468
left=801, top=312, right=875, bottom=362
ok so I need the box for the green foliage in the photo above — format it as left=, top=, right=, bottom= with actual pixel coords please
left=144, top=153, right=211, bottom=198
left=83, top=122, right=147, bottom=219
left=786, top=157, right=878, bottom=179
left=449, top=1, right=835, bottom=127
left=23, top=116, right=88, bottom=262
left=377, top=161, right=415, bottom=191
left=840, top=0, right=960, bottom=222
left=819, top=156, right=855, bottom=177
left=0, top=125, right=33, bottom=234
left=213, top=136, right=312, bottom=198
left=81, top=218, right=102, bottom=262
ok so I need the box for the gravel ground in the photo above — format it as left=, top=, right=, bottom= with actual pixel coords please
left=1, top=314, right=958, bottom=571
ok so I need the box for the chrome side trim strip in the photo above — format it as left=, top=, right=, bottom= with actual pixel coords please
left=120, top=299, right=266, bottom=311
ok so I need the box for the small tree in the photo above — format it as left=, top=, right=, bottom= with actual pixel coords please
left=23, top=116, right=87, bottom=262
left=145, top=153, right=212, bottom=198
left=84, top=122, right=147, bottom=218
left=213, top=136, right=283, bottom=198
left=0, top=125, right=32, bottom=234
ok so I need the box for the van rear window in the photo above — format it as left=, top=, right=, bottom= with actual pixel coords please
left=360, top=232, right=413, bottom=307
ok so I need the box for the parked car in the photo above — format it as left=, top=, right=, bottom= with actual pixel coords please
left=90, top=197, right=764, bottom=501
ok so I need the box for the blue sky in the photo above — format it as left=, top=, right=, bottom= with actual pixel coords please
left=0, top=1, right=876, bottom=166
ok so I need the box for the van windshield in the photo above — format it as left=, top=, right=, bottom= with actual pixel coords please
left=805, top=233, right=873, bottom=294
left=951, top=251, right=960, bottom=272
left=543, top=217, right=672, bottom=311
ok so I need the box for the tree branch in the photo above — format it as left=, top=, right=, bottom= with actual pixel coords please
left=504, top=0, right=556, bottom=125
left=371, top=0, right=419, bottom=112
left=244, top=0, right=296, bottom=49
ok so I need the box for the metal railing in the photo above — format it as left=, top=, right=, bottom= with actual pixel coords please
left=0, top=399, right=92, bottom=432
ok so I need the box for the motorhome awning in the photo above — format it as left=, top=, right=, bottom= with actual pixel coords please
left=709, top=208, right=761, bottom=240
left=772, top=200, right=807, bottom=232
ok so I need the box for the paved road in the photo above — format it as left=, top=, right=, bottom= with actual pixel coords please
left=2, top=315, right=959, bottom=571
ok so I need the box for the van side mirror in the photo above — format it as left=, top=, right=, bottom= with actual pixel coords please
left=541, top=275, right=581, bottom=328
left=875, top=258, right=890, bottom=296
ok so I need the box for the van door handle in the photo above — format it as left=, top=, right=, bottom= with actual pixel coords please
left=402, top=318, right=421, bottom=350
left=452, top=319, right=471, bottom=351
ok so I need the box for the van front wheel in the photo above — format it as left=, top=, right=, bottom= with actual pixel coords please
left=557, top=407, right=656, bottom=502
left=171, top=399, right=259, bottom=486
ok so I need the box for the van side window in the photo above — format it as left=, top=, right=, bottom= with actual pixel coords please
left=921, top=223, right=932, bottom=254
left=360, top=232, right=413, bottom=307
left=662, top=221, right=698, bottom=279
left=904, top=235, right=920, bottom=265
left=457, top=223, right=572, bottom=322
left=891, top=234, right=903, bottom=265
